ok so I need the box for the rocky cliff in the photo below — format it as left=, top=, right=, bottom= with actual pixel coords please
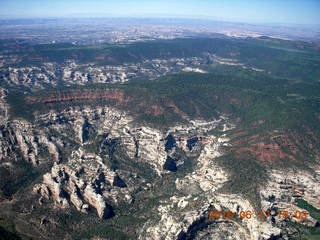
left=0, top=96, right=319, bottom=239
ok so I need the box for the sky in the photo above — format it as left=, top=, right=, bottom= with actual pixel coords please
left=0, top=0, right=319, bottom=25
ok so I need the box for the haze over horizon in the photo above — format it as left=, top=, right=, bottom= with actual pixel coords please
left=0, top=0, right=319, bottom=26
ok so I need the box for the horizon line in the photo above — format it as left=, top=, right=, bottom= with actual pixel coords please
left=0, top=16, right=319, bottom=28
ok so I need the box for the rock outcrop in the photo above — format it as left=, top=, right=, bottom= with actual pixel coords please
left=2, top=101, right=318, bottom=238
left=139, top=120, right=284, bottom=240
left=260, top=168, right=320, bottom=227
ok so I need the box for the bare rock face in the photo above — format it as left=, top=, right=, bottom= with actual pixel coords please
left=1, top=54, right=232, bottom=90
left=4, top=102, right=318, bottom=238
left=0, top=89, right=16, bottom=161
left=212, top=194, right=281, bottom=240
left=139, top=120, right=284, bottom=240
left=0, top=89, right=61, bottom=165
left=260, top=168, right=320, bottom=227
left=0, top=120, right=61, bottom=165
left=0, top=124, right=16, bottom=162
left=83, top=184, right=114, bottom=219
left=0, top=88, right=9, bottom=124
left=123, top=126, right=168, bottom=175
left=34, top=152, right=121, bottom=219
left=175, top=134, right=227, bottom=193
left=83, top=184, right=107, bottom=218
left=29, top=106, right=235, bottom=220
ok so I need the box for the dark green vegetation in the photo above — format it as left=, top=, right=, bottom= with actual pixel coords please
left=0, top=227, right=22, bottom=240
left=0, top=158, right=40, bottom=199
left=2, top=36, right=320, bottom=82
left=0, top=217, right=35, bottom=240
left=296, top=199, right=320, bottom=222
left=8, top=68, right=320, bottom=131
left=7, top=91, right=37, bottom=121
left=216, top=154, right=267, bottom=209
left=285, top=222, right=320, bottom=240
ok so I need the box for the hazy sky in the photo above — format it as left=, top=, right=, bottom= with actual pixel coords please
left=0, top=0, right=319, bottom=25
